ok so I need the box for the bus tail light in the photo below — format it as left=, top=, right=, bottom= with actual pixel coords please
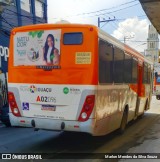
left=78, top=95, right=95, bottom=122
left=8, top=92, right=21, bottom=117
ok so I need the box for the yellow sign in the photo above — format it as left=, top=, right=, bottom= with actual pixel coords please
left=76, top=52, right=91, bottom=64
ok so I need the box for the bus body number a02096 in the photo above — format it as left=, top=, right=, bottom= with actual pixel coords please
left=36, top=96, right=56, bottom=103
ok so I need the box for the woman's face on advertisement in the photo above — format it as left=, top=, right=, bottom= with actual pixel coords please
left=47, top=37, right=54, bottom=47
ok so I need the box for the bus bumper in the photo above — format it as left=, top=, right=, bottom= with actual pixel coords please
left=9, top=113, right=96, bottom=135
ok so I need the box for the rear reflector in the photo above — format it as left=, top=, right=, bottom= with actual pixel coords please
left=74, top=125, right=79, bottom=128
left=20, top=120, right=25, bottom=123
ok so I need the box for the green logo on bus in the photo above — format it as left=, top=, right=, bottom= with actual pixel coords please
left=63, top=87, right=69, bottom=94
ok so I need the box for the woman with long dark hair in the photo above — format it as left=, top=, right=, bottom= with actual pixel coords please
left=43, top=34, right=60, bottom=65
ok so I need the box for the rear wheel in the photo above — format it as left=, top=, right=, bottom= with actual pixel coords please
left=156, top=95, right=160, bottom=100
left=119, top=109, right=128, bottom=134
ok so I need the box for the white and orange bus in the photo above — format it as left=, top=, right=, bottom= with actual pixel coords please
left=8, top=24, right=153, bottom=136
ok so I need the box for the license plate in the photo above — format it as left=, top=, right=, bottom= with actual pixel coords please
left=41, top=105, right=56, bottom=111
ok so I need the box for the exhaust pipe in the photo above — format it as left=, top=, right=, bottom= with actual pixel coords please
left=31, top=120, right=35, bottom=127
left=31, top=120, right=39, bottom=131
left=61, top=122, right=65, bottom=130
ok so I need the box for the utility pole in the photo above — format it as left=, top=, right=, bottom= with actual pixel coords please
left=124, top=37, right=126, bottom=44
left=124, top=35, right=134, bottom=44
left=98, top=17, right=115, bottom=28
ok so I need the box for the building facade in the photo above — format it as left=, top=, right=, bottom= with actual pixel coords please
left=145, top=24, right=159, bottom=62
left=0, top=0, right=47, bottom=122
left=0, top=0, right=47, bottom=72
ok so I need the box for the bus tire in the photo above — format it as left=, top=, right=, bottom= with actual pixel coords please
left=119, top=109, right=128, bottom=134
left=156, top=95, right=160, bottom=100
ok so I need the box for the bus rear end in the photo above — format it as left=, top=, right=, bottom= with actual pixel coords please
left=8, top=24, right=98, bottom=134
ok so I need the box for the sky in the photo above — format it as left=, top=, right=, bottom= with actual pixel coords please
left=47, top=0, right=152, bottom=52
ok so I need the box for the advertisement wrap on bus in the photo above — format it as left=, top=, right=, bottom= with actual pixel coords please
left=8, top=24, right=153, bottom=136
left=14, top=29, right=61, bottom=66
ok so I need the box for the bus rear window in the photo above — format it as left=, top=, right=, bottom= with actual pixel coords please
left=63, top=32, right=83, bottom=45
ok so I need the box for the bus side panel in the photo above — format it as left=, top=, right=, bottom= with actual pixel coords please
left=127, top=84, right=139, bottom=122
left=138, top=64, right=153, bottom=115
left=94, top=84, right=130, bottom=136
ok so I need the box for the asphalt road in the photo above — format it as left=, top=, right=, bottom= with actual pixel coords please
left=0, top=96, right=160, bottom=162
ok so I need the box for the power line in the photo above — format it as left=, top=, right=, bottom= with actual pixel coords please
left=125, top=40, right=159, bottom=42
left=98, top=0, right=138, bottom=13
left=68, top=2, right=140, bottom=20
left=107, top=20, right=142, bottom=49
left=91, top=3, right=140, bottom=20
left=52, top=0, right=140, bottom=20
left=116, top=15, right=147, bottom=21
left=82, top=0, right=138, bottom=16
left=94, top=3, right=140, bottom=17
